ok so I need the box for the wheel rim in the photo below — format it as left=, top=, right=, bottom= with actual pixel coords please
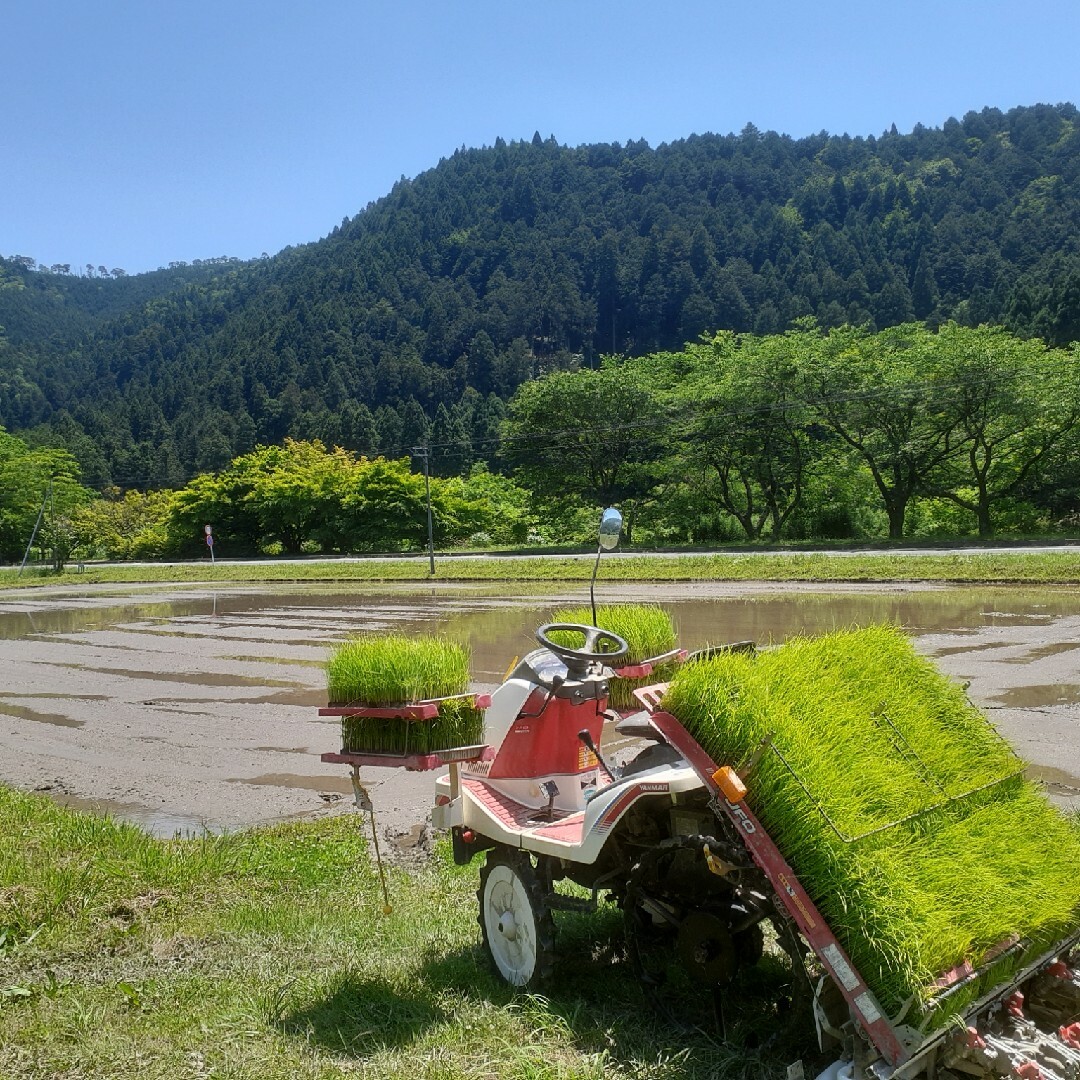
left=482, top=863, right=538, bottom=986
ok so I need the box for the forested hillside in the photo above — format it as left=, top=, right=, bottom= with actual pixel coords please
left=2, top=103, right=1080, bottom=489
left=0, top=256, right=246, bottom=348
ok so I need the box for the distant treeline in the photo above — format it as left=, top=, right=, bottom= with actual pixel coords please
left=502, top=322, right=1080, bottom=543
left=1, top=103, right=1079, bottom=488
left=5, top=323, right=1078, bottom=566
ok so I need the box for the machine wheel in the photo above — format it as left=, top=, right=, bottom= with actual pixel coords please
left=625, top=894, right=810, bottom=1042
left=478, top=848, right=555, bottom=988
left=623, top=881, right=727, bottom=1031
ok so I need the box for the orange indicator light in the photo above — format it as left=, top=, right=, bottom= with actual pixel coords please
left=713, top=765, right=747, bottom=803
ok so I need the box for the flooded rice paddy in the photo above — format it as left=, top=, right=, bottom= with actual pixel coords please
left=0, top=579, right=1078, bottom=838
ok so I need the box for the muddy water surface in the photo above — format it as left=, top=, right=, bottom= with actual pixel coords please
left=1, top=580, right=1078, bottom=836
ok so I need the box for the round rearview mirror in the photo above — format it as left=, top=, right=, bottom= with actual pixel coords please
left=598, top=507, right=623, bottom=550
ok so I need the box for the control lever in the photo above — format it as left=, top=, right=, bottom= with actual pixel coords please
left=536, top=779, right=559, bottom=821
left=578, top=729, right=618, bottom=784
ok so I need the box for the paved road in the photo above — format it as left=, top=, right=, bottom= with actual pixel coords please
left=71, top=542, right=1080, bottom=571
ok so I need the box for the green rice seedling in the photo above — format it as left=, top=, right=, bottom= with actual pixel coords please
left=327, top=634, right=470, bottom=706
left=327, top=634, right=482, bottom=755
left=662, top=625, right=1080, bottom=1021
left=550, top=604, right=679, bottom=709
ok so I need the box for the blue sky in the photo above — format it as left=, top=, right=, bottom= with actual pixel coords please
left=6, top=0, right=1080, bottom=275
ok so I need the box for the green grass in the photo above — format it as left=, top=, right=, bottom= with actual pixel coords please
left=662, top=626, right=1080, bottom=1021
left=550, top=604, right=680, bottom=709
left=5, top=548, right=1080, bottom=589
left=0, top=787, right=799, bottom=1079
left=326, top=635, right=484, bottom=754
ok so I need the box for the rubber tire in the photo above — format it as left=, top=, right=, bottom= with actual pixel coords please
left=478, top=848, right=555, bottom=988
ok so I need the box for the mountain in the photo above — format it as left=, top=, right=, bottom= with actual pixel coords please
left=2, top=102, right=1080, bottom=488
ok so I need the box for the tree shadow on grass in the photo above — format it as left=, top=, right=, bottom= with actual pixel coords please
left=528, top=908, right=798, bottom=1076
left=478, top=906, right=816, bottom=1078
left=282, top=907, right=813, bottom=1078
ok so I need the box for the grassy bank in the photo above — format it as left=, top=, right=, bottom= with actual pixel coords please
left=4, top=549, right=1080, bottom=590
left=0, top=788, right=782, bottom=1079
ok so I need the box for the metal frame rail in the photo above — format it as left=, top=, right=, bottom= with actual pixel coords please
left=647, top=707, right=913, bottom=1068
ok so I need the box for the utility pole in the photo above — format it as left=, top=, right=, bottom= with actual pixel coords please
left=19, top=478, right=51, bottom=576
left=412, top=446, right=436, bottom=576
left=49, top=480, right=56, bottom=569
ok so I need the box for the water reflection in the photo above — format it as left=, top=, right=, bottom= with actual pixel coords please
left=4, top=582, right=1080, bottom=694
left=54, top=792, right=218, bottom=838
left=0, top=701, right=84, bottom=728
left=4, top=581, right=1080, bottom=652
left=992, top=684, right=1080, bottom=709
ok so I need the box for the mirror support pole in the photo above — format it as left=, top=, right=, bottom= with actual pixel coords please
left=590, top=543, right=603, bottom=627
left=591, top=506, right=622, bottom=626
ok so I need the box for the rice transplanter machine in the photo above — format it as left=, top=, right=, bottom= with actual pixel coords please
left=319, top=509, right=1080, bottom=1080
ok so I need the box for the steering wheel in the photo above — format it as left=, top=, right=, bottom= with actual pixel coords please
left=536, top=622, right=630, bottom=668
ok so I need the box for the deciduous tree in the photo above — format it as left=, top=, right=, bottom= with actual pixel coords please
left=922, top=325, right=1080, bottom=536
left=800, top=324, right=967, bottom=539
left=501, top=361, right=665, bottom=538
left=674, top=331, right=815, bottom=540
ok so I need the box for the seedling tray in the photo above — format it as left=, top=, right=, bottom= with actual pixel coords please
left=321, top=744, right=495, bottom=773
left=320, top=692, right=492, bottom=767
left=319, top=693, right=492, bottom=719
